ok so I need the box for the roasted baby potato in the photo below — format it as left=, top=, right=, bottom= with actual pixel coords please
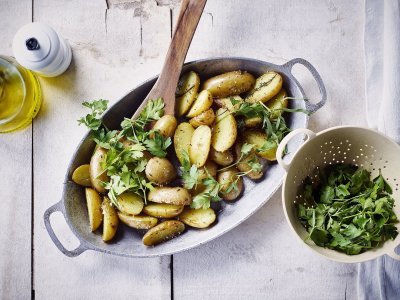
left=145, top=157, right=176, bottom=185
left=243, top=130, right=277, bottom=161
left=174, top=122, right=195, bottom=164
left=244, top=116, right=263, bottom=128
left=118, top=212, right=158, bottom=230
left=186, top=90, right=213, bottom=118
left=214, top=95, right=243, bottom=112
left=102, top=197, right=119, bottom=242
left=245, top=71, right=283, bottom=103
left=72, top=164, right=92, bottom=187
left=148, top=187, right=192, bottom=206
left=90, top=147, right=109, bottom=194
left=142, top=220, right=185, bottom=246
left=176, top=71, right=200, bottom=116
left=85, top=188, right=103, bottom=231
left=116, top=192, right=144, bottom=215
left=217, top=167, right=243, bottom=201
left=179, top=207, right=216, bottom=229
left=211, top=108, right=237, bottom=152
left=267, top=88, right=288, bottom=119
left=235, top=142, right=264, bottom=180
left=189, top=108, right=215, bottom=128
left=143, top=203, right=184, bottom=218
left=189, top=125, right=212, bottom=167
left=209, top=148, right=234, bottom=166
left=203, top=71, right=255, bottom=98
left=197, top=160, right=218, bottom=180
left=153, top=115, right=177, bottom=138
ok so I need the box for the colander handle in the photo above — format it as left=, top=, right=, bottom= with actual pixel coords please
left=387, top=245, right=400, bottom=260
left=282, top=58, right=327, bottom=114
left=44, top=200, right=90, bottom=257
left=276, top=128, right=316, bottom=172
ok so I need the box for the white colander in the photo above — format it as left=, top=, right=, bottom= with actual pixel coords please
left=276, top=126, right=400, bottom=263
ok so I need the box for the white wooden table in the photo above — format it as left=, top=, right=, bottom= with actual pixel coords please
left=0, top=0, right=366, bottom=299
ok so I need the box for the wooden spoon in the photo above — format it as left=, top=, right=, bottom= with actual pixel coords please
left=131, top=0, right=207, bottom=119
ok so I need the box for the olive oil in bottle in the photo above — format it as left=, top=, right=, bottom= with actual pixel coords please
left=0, top=56, right=41, bottom=133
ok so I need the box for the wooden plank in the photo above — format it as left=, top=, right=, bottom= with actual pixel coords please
left=0, top=0, right=33, bottom=299
left=173, top=0, right=364, bottom=298
left=32, top=0, right=172, bottom=298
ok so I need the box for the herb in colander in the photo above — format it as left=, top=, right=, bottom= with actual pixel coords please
left=297, top=163, right=398, bottom=255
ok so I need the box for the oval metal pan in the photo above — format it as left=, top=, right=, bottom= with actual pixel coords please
left=44, top=57, right=327, bottom=257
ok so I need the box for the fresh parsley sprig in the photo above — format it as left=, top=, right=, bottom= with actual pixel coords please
left=78, top=98, right=170, bottom=207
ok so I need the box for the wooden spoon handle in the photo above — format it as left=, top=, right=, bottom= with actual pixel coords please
left=132, top=0, right=207, bottom=119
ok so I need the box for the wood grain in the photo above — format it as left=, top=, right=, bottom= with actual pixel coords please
left=173, top=0, right=364, bottom=299
left=32, top=0, right=171, bottom=298
left=0, top=0, right=32, bottom=298
left=137, top=0, right=207, bottom=116
left=0, top=0, right=368, bottom=298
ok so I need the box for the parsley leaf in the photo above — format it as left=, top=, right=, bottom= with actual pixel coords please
left=297, top=163, right=399, bottom=255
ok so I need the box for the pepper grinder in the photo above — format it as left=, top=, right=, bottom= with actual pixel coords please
left=12, top=22, right=72, bottom=77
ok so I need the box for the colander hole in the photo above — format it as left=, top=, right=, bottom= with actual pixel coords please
left=370, top=163, right=373, bottom=165
left=383, top=166, right=386, bottom=169
left=360, top=164, right=364, bottom=167
left=340, top=141, right=343, bottom=144
left=344, top=157, right=347, bottom=159
left=385, top=160, right=388, bottom=163
left=360, top=153, right=364, bottom=156
left=349, top=144, right=352, bottom=146
left=365, top=156, right=368, bottom=159
left=380, top=158, right=383, bottom=161
left=386, top=178, right=389, bottom=180
left=360, top=148, right=363, bottom=151
left=341, top=160, right=345, bottom=163
left=356, top=155, right=360, bottom=158
left=329, top=141, right=332, bottom=144
left=332, top=146, right=335, bottom=149
left=353, top=159, right=356, bottom=162
left=393, top=178, right=396, bottom=181
left=338, top=151, right=341, bottom=154
left=396, top=183, right=399, bottom=186
left=329, top=150, right=332, bottom=153
left=333, top=153, right=336, bottom=156
left=346, top=139, right=349, bottom=142
left=325, top=142, right=328, bottom=145
left=347, top=148, right=351, bottom=151
left=373, top=168, right=376, bottom=171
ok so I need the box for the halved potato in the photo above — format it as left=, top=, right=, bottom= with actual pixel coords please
left=145, top=157, right=176, bottom=185
left=234, top=142, right=264, bottom=180
left=267, top=88, right=288, bottom=119
left=217, top=167, right=243, bottom=201
left=90, top=147, right=109, bottom=193
left=153, top=115, right=177, bottom=137
left=176, top=71, right=200, bottom=116
left=178, top=207, right=216, bottom=228
left=203, top=71, right=255, bottom=98
left=117, top=212, right=158, bottom=229
left=72, top=164, right=91, bottom=187
left=245, top=72, right=283, bottom=103
left=243, top=130, right=277, bottom=161
left=102, top=197, right=119, bottom=242
left=214, top=95, right=243, bottom=112
left=189, top=125, right=212, bottom=167
left=174, top=122, right=195, bottom=164
left=148, top=187, right=192, bottom=206
left=189, top=108, right=215, bottom=128
left=117, top=192, right=144, bottom=215
left=85, top=188, right=103, bottom=231
left=142, top=220, right=185, bottom=246
left=209, top=148, right=234, bottom=166
left=186, top=90, right=213, bottom=118
left=211, top=108, right=237, bottom=152
left=143, top=203, right=184, bottom=218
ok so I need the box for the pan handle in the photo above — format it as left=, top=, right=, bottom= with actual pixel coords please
left=276, top=128, right=316, bottom=172
left=44, top=201, right=89, bottom=257
left=282, top=58, right=327, bottom=114
left=386, top=244, right=400, bottom=261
